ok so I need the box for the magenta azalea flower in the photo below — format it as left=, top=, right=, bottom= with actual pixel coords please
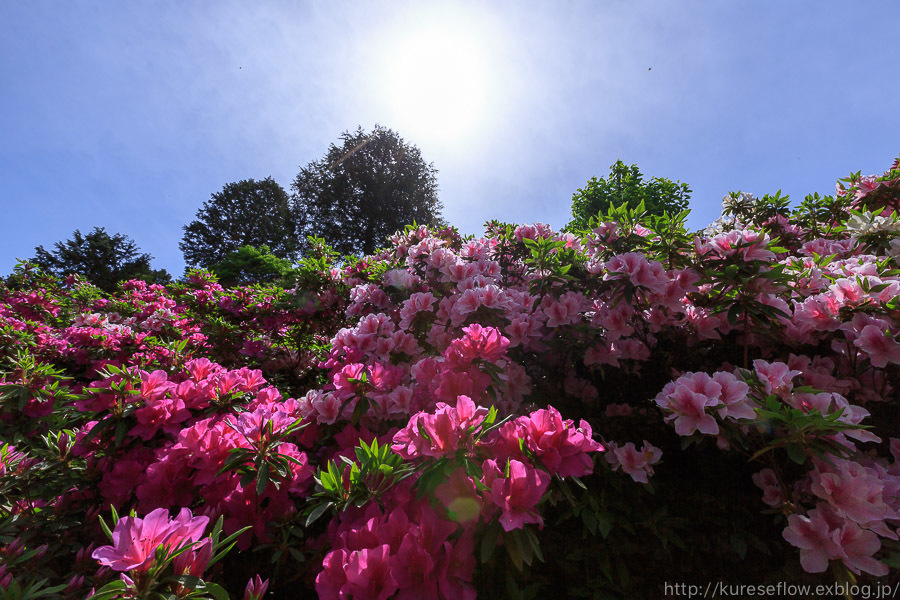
left=483, top=459, right=550, bottom=531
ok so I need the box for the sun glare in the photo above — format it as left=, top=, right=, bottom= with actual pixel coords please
left=377, top=25, right=492, bottom=146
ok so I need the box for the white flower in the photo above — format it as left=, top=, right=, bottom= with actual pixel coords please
left=889, top=238, right=900, bottom=263
left=845, top=211, right=900, bottom=237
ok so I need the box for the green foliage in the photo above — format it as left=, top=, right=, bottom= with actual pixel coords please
left=291, top=125, right=444, bottom=257
left=791, top=192, right=851, bottom=238
left=209, top=245, right=295, bottom=287
left=305, top=437, right=414, bottom=526
left=723, top=190, right=791, bottom=229
left=218, top=416, right=308, bottom=498
left=30, top=227, right=170, bottom=292
left=567, top=160, right=691, bottom=231
left=181, top=177, right=297, bottom=269
left=522, top=236, right=580, bottom=296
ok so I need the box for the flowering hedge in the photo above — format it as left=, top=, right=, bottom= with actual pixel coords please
left=1, top=159, right=900, bottom=598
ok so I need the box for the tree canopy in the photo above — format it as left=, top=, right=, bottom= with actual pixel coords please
left=291, top=125, right=444, bottom=256
left=567, top=160, right=691, bottom=230
left=209, top=245, right=294, bottom=287
left=180, top=177, right=297, bottom=269
left=30, top=227, right=170, bottom=291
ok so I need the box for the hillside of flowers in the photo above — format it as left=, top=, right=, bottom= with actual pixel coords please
left=2, top=159, right=900, bottom=599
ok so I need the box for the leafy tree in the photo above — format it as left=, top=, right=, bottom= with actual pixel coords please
left=291, top=125, right=444, bottom=256
left=181, top=177, right=297, bottom=268
left=30, top=227, right=170, bottom=291
left=567, top=160, right=691, bottom=230
left=210, top=245, right=295, bottom=287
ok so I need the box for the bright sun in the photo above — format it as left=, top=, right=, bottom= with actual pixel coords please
left=377, top=24, right=492, bottom=145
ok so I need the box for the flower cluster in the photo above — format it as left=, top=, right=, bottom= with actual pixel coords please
left=1, top=156, right=899, bottom=598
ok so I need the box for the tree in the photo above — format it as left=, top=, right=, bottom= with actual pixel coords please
left=567, top=160, right=691, bottom=230
left=181, top=177, right=297, bottom=269
left=209, top=245, right=295, bottom=287
left=291, top=125, right=444, bottom=256
left=30, top=227, right=170, bottom=291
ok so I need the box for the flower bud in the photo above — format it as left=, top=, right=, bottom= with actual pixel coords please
left=243, top=574, right=270, bottom=600
left=65, top=574, right=85, bottom=595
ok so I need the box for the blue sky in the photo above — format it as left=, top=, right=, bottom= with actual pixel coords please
left=2, top=1, right=898, bottom=277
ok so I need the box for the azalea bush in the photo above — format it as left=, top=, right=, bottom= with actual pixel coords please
left=1, top=157, right=900, bottom=599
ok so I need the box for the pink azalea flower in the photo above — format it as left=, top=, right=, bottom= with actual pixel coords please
left=712, top=371, right=754, bottom=421
left=437, top=530, right=477, bottom=600
left=833, top=521, right=889, bottom=576
left=656, top=373, right=721, bottom=436
left=606, top=441, right=662, bottom=484
left=751, top=468, right=783, bottom=507
left=482, top=459, right=550, bottom=531
left=435, top=469, right=483, bottom=525
left=752, top=360, right=801, bottom=398
left=172, top=538, right=212, bottom=577
left=810, top=460, right=893, bottom=527
left=316, top=549, right=349, bottom=599
left=516, top=406, right=603, bottom=477
left=854, top=324, right=900, bottom=368
left=392, top=396, right=488, bottom=459
left=444, top=324, right=510, bottom=367
left=344, top=545, right=399, bottom=600
left=92, top=507, right=209, bottom=573
left=782, top=509, right=841, bottom=573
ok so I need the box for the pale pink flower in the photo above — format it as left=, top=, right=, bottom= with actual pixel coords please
left=751, top=468, right=783, bottom=507
left=752, top=360, right=801, bottom=399
left=810, top=460, right=894, bottom=527
left=712, top=371, right=754, bottom=421
left=832, top=522, right=889, bottom=576
left=606, top=441, right=662, bottom=484
left=854, top=324, right=900, bottom=368
left=782, top=509, right=841, bottom=573
left=655, top=373, right=722, bottom=436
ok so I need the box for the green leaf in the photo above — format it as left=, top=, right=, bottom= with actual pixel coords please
left=87, top=579, right=128, bottom=600
left=256, top=461, right=271, bottom=497
left=523, top=526, right=544, bottom=563
left=480, top=522, right=501, bottom=563
left=203, top=582, right=230, bottom=600
left=726, top=302, right=742, bottom=326
left=730, top=534, right=748, bottom=560
left=98, top=514, right=114, bottom=541
left=170, top=575, right=205, bottom=590
left=351, top=396, right=370, bottom=425
left=306, top=501, right=334, bottom=528
left=785, top=443, right=806, bottom=465
left=504, top=529, right=526, bottom=570
left=596, top=511, right=613, bottom=538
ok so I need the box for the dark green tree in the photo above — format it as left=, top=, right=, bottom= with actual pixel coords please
left=30, top=227, right=170, bottom=291
left=291, top=125, right=444, bottom=256
left=567, top=160, right=691, bottom=230
left=181, top=177, right=297, bottom=268
left=210, top=245, right=294, bottom=287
